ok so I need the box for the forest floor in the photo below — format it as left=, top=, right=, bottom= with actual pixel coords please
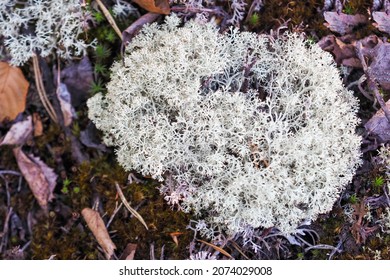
left=0, top=0, right=390, bottom=260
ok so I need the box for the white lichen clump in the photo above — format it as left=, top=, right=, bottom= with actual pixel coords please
left=0, top=0, right=95, bottom=66
left=88, top=15, right=361, bottom=235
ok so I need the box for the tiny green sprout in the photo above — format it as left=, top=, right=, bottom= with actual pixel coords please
left=296, top=252, right=304, bottom=260
left=306, top=36, right=316, bottom=46
left=93, top=11, right=105, bottom=24
left=89, top=79, right=105, bottom=94
left=105, top=29, right=117, bottom=43
left=71, top=122, right=80, bottom=137
left=61, top=178, right=72, bottom=194
left=349, top=193, right=359, bottom=204
left=61, top=186, right=69, bottom=194
left=372, top=176, right=385, bottom=192
left=63, top=178, right=72, bottom=187
left=95, top=44, right=111, bottom=60
left=73, top=186, right=80, bottom=194
left=248, top=13, right=260, bottom=26
left=94, top=63, right=108, bottom=76
left=343, top=5, right=354, bottom=15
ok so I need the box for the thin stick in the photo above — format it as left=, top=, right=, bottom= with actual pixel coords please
left=95, top=0, right=122, bottom=40
left=0, top=207, right=13, bottom=253
left=115, top=182, right=148, bottom=230
left=32, top=55, right=58, bottom=123
left=106, top=202, right=123, bottom=228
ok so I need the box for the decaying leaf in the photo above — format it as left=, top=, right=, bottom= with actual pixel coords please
left=318, top=35, right=360, bottom=67
left=350, top=200, right=379, bottom=244
left=0, top=62, right=29, bottom=122
left=120, top=243, right=137, bottom=260
left=60, top=57, right=93, bottom=107
left=359, top=36, right=390, bottom=91
left=365, top=99, right=390, bottom=142
left=132, top=0, right=170, bottom=14
left=80, top=122, right=107, bottom=152
left=13, top=147, right=57, bottom=210
left=81, top=208, right=117, bottom=259
left=56, top=83, right=76, bottom=127
left=0, top=116, right=33, bottom=146
left=32, top=113, right=43, bottom=137
left=324, top=12, right=367, bottom=35
left=373, top=12, right=390, bottom=35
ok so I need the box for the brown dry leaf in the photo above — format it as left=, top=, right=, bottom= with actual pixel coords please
left=120, top=243, right=137, bottom=260
left=132, top=0, right=170, bottom=14
left=13, top=147, right=57, bottom=210
left=56, top=83, right=76, bottom=127
left=81, top=208, right=117, bottom=259
left=0, top=116, right=33, bottom=146
left=323, top=12, right=367, bottom=35
left=0, top=62, right=29, bottom=122
left=32, top=113, right=43, bottom=137
left=372, top=12, right=390, bottom=35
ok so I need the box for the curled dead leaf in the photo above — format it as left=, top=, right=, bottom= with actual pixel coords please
left=318, top=35, right=361, bottom=67
left=0, top=62, right=29, bottom=122
left=169, top=232, right=184, bottom=246
left=0, top=116, right=33, bottom=146
left=60, top=57, right=93, bottom=107
left=132, top=0, right=170, bottom=14
left=56, top=83, right=76, bottom=127
left=13, top=147, right=57, bottom=210
left=324, top=12, right=367, bottom=35
left=81, top=208, right=116, bottom=259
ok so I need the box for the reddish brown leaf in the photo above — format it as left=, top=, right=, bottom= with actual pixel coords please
left=132, top=0, right=170, bottom=14
left=0, top=116, right=33, bottom=146
left=318, top=35, right=361, bottom=67
left=0, top=62, right=29, bottom=122
left=13, top=147, right=57, bottom=210
left=323, top=12, right=367, bottom=35
left=32, top=113, right=43, bottom=137
left=120, top=243, right=137, bottom=260
left=169, top=232, right=184, bottom=246
left=81, top=208, right=116, bottom=259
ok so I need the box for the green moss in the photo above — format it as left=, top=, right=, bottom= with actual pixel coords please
left=29, top=157, right=192, bottom=259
